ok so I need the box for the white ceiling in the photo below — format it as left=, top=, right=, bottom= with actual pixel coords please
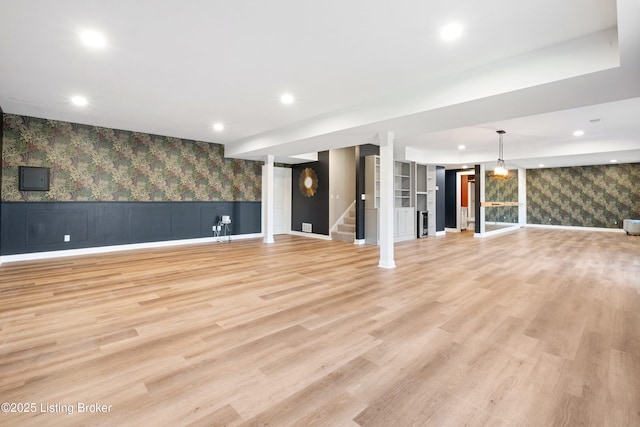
left=1, top=0, right=640, bottom=169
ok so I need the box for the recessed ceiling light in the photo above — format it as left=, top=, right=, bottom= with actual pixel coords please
left=538, top=164, right=545, bottom=168
left=80, top=30, right=106, bottom=49
left=458, top=145, right=466, bottom=150
left=610, top=159, right=617, bottom=163
left=280, top=93, right=295, bottom=104
left=573, top=129, right=585, bottom=137
left=213, top=122, right=224, bottom=131
left=462, top=165, right=469, bottom=169
left=440, top=23, right=463, bottom=41
left=71, top=95, right=88, bottom=107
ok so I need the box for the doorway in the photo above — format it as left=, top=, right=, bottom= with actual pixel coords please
left=273, top=167, right=291, bottom=235
left=262, top=166, right=292, bottom=236
left=456, top=170, right=475, bottom=232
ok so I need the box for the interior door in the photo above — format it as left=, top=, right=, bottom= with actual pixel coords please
left=273, top=167, right=291, bottom=235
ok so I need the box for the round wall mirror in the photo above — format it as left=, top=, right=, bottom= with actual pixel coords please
left=299, top=167, right=318, bottom=197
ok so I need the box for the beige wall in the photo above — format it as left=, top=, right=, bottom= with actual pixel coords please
left=329, top=147, right=356, bottom=227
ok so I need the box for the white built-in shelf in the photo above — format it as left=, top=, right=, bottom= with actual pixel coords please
left=394, top=161, right=412, bottom=208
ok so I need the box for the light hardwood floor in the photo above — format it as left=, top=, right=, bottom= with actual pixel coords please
left=1, top=229, right=639, bottom=426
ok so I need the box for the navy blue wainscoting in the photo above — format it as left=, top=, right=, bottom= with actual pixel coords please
left=0, top=201, right=261, bottom=255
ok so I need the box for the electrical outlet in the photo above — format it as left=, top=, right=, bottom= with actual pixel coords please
left=64, top=235, right=71, bottom=242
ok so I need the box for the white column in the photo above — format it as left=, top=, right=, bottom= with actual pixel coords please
left=378, top=131, right=395, bottom=269
left=479, top=164, right=486, bottom=235
left=455, top=172, right=462, bottom=232
left=518, top=167, right=527, bottom=227
left=263, top=154, right=275, bottom=244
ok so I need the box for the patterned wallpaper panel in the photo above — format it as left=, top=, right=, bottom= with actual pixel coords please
left=485, top=170, right=518, bottom=223
left=1, top=114, right=262, bottom=202
left=527, top=163, right=640, bottom=228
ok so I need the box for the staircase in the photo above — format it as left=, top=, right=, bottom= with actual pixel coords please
left=331, top=206, right=356, bottom=243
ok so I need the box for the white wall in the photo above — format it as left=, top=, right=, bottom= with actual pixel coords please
left=274, top=167, right=292, bottom=234
left=329, top=147, right=356, bottom=227
left=262, top=166, right=291, bottom=235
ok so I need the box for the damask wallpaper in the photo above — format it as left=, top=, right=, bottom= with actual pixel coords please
left=485, top=170, right=518, bottom=223
left=1, top=114, right=262, bottom=202
left=527, top=163, right=640, bottom=228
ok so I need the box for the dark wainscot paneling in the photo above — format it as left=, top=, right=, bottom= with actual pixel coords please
left=0, top=201, right=261, bottom=255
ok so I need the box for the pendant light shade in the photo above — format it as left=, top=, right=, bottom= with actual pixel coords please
left=491, top=130, right=510, bottom=180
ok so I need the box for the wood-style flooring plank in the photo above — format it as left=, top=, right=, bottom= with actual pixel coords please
left=1, top=229, right=639, bottom=426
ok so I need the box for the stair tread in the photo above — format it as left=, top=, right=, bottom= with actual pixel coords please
left=331, top=230, right=355, bottom=243
left=332, top=204, right=357, bottom=242
left=338, top=224, right=356, bottom=232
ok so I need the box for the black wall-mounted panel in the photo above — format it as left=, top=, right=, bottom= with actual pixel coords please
left=19, top=166, right=50, bottom=191
left=0, top=201, right=261, bottom=255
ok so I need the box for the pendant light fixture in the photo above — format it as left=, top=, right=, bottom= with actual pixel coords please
left=490, top=130, right=510, bottom=180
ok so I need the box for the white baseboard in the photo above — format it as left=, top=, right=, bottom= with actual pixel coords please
left=288, top=231, right=332, bottom=240
left=378, top=261, right=396, bottom=269
left=354, top=239, right=366, bottom=245
left=0, top=233, right=263, bottom=265
left=435, top=231, right=446, bottom=236
left=474, top=225, right=521, bottom=238
left=445, top=227, right=460, bottom=233
left=526, top=224, right=625, bottom=233
left=471, top=223, right=624, bottom=238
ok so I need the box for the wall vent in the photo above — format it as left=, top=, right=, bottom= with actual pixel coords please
left=302, top=222, right=312, bottom=233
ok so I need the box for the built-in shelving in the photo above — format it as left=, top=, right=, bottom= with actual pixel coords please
left=394, top=161, right=412, bottom=208
left=415, top=163, right=437, bottom=236
left=416, top=163, right=428, bottom=212
left=426, top=164, right=436, bottom=236
left=365, top=155, right=380, bottom=209
left=364, top=155, right=416, bottom=243
left=365, top=155, right=380, bottom=244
